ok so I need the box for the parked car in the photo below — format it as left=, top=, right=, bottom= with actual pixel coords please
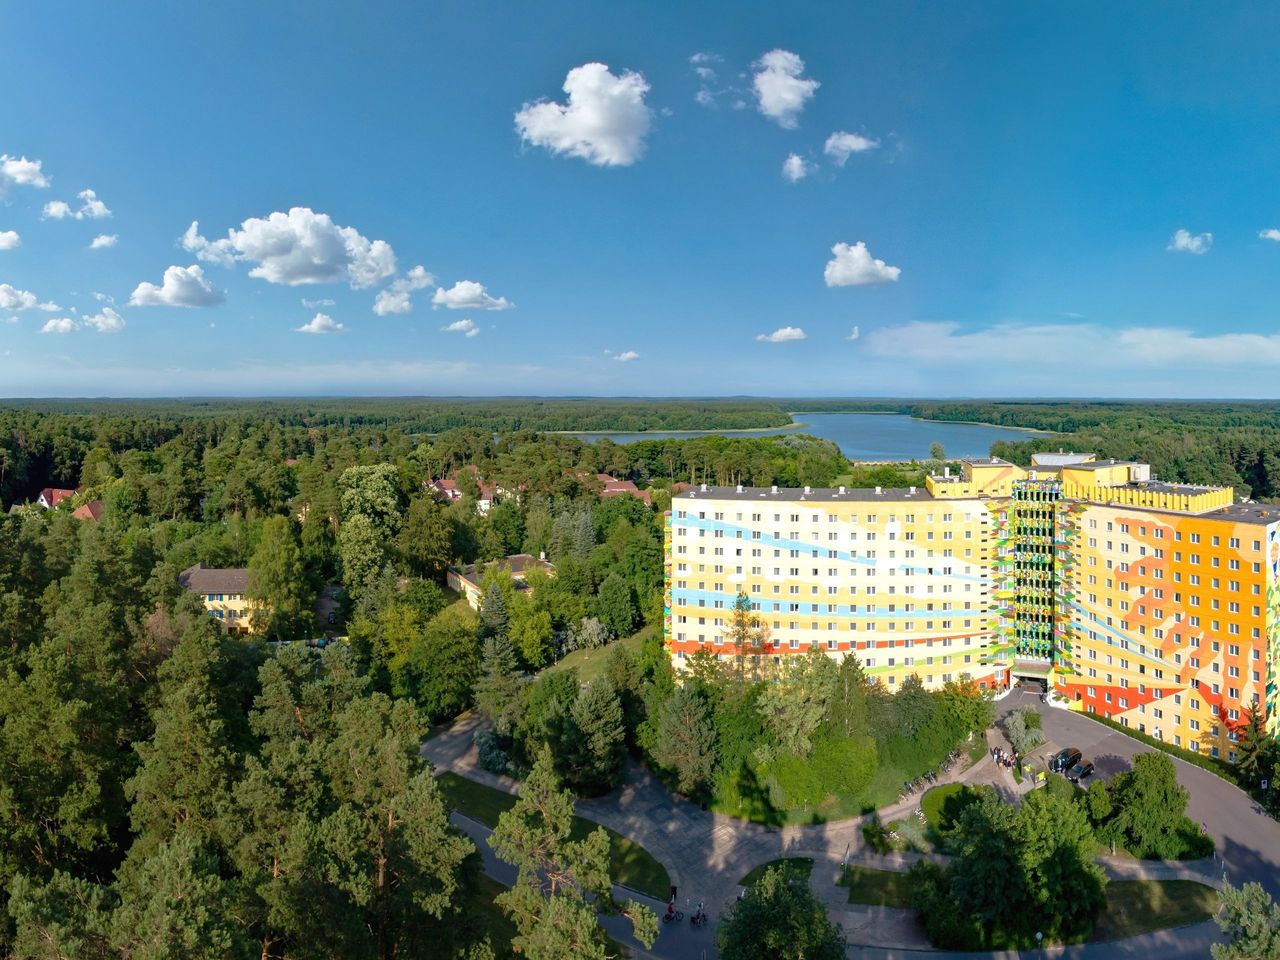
left=1051, top=748, right=1082, bottom=773
left=1066, top=760, right=1095, bottom=783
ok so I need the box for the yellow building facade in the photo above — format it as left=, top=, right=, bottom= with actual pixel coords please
left=665, top=453, right=1280, bottom=756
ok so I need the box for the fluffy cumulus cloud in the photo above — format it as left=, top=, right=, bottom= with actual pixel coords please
left=128, top=264, right=224, bottom=307
left=83, top=306, right=125, bottom=333
left=0, top=230, right=19, bottom=250
left=614, top=349, right=640, bottom=362
left=0, top=283, right=57, bottom=311
left=183, top=208, right=396, bottom=288
left=373, top=265, right=435, bottom=316
left=441, top=318, right=480, bottom=337
left=781, top=153, right=811, bottom=183
left=0, top=155, right=49, bottom=189
left=40, top=317, right=77, bottom=334
left=1260, top=228, right=1280, bottom=242
left=515, top=62, right=653, bottom=167
left=43, top=189, right=111, bottom=220
left=296, top=312, right=344, bottom=334
left=432, top=280, right=513, bottom=311
left=824, top=241, right=901, bottom=286
left=752, top=49, right=819, bottom=128
left=1168, top=228, right=1212, bottom=254
left=756, top=325, right=807, bottom=343
left=89, top=233, right=118, bottom=250
left=846, top=325, right=860, bottom=341
left=823, top=131, right=879, bottom=165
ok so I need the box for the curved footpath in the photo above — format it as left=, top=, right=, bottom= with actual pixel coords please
left=423, top=689, right=1280, bottom=958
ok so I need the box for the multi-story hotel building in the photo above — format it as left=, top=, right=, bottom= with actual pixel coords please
left=665, top=453, right=1280, bottom=759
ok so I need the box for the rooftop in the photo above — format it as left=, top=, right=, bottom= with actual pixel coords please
left=1031, top=451, right=1095, bottom=467
left=1061, top=459, right=1140, bottom=471
left=179, top=562, right=250, bottom=595
left=958, top=456, right=1014, bottom=466
left=676, top=484, right=933, bottom=503
left=452, top=553, right=555, bottom=583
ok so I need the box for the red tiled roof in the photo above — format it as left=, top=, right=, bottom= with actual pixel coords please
left=39, top=487, right=77, bottom=508
left=72, top=500, right=104, bottom=522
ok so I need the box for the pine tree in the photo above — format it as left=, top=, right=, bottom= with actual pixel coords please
left=474, top=635, right=522, bottom=737
left=125, top=618, right=237, bottom=860
left=1213, top=880, right=1280, bottom=960
left=488, top=749, right=656, bottom=959
left=319, top=695, right=473, bottom=960
left=1236, top=705, right=1268, bottom=787
left=567, top=678, right=625, bottom=795
left=653, top=685, right=717, bottom=796
left=717, top=864, right=845, bottom=960
left=111, top=834, right=253, bottom=960
left=248, top=515, right=310, bottom=642
left=477, top=582, right=510, bottom=642
left=7, top=870, right=115, bottom=960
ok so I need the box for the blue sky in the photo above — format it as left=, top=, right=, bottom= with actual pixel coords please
left=3, top=1, right=1280, bottom=397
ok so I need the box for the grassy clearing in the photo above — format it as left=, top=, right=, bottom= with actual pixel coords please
left=738, top=857, right=814, bottom=888
left=838, top=865, right=914, bottom=908
left=543, top=626, right=651, bottom=685
left=436, top=771, right=671, bottom=900
left=920, top=783, right=984, bottom=832
left=1092, top=880, right=1219, bottom=941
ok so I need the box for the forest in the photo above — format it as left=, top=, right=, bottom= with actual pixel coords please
left=5, top=396, right=1280, bottom=956
left=0, top=401, right=855, bottom=958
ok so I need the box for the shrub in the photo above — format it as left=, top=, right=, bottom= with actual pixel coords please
left=475, top=728, right=512, bottom=775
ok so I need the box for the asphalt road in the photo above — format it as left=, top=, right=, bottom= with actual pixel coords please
left=1001, top=689, right=1280, bottom=899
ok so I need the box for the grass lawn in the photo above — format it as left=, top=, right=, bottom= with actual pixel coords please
left=458, top=872, right=519, bottom=959
left=544, top=626, right=651, bottom=685
left=739, top=857, right=813, bottom=887
left=920, top=783, right=984, bottom=832
left=838, top=865, right=914, bottom=908
left=1092, top=880, right=1219, bottom=941
left=436, top=772, right=671, bottom=900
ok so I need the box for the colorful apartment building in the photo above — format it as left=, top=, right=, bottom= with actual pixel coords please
left=665, top=452, right=1280, bottom=759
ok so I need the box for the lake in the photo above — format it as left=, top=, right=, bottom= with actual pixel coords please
left=565, top=412, right=1052, bottom=461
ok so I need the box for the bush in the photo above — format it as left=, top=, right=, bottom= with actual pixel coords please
left=1002, top=707, right=1046, bottom=756
left=475, top=728, right=512, bottom=776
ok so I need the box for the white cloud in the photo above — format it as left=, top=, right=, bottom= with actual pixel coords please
left=0, top=231, right=19, bottom=250
left=782, top=153, right=811, bottom=183
left=89, top=233, right=118, bottom=250
left=182, top=208, right=396, bottom=287
left=845, top=325, right=860, bottom=341
left=1168, top=228, right=1212, bottom=255
left=82, top=306, right=124, bottom=333
left=128, top=264, right=224, bottom=307
left=0, top=284, right=39, bottom=310
left=691, top=52, right=731, bottom=108
left=40, top=317, right=78, bottom=334
left=860, top=320, right=1280, bottom=370
left=824, top=241, right=901, bottom=286
left=752, top=49, right=819, bottom=128
left=43, top=189, right=112, bottom=220
left=432, top=280, right=513, bottom=311
left=756, top=326, right=807, bottom=343
left=0, top=155, right=49, bottom=189
left=94, top=292, right=115, bottom=304
left=441, top=318, right=480, bottom=337
left=373, top=265, right=435, bottom=315
left=296, top=312, right=344, bottom=334
left=1259, top=228, right=1280, bottom=242
left=515, top=62, right=653, bottom=167
left=614, top=350, right=640, bottom=362
left=823, top=131, right=879, bottom=165
left=301, top=297, right=335, bottom=308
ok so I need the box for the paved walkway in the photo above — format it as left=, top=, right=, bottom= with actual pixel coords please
left=422, top=693, right=1274, bottom=958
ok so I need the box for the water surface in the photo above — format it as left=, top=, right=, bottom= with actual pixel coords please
left=566, top=412, right=1050, bottom=460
